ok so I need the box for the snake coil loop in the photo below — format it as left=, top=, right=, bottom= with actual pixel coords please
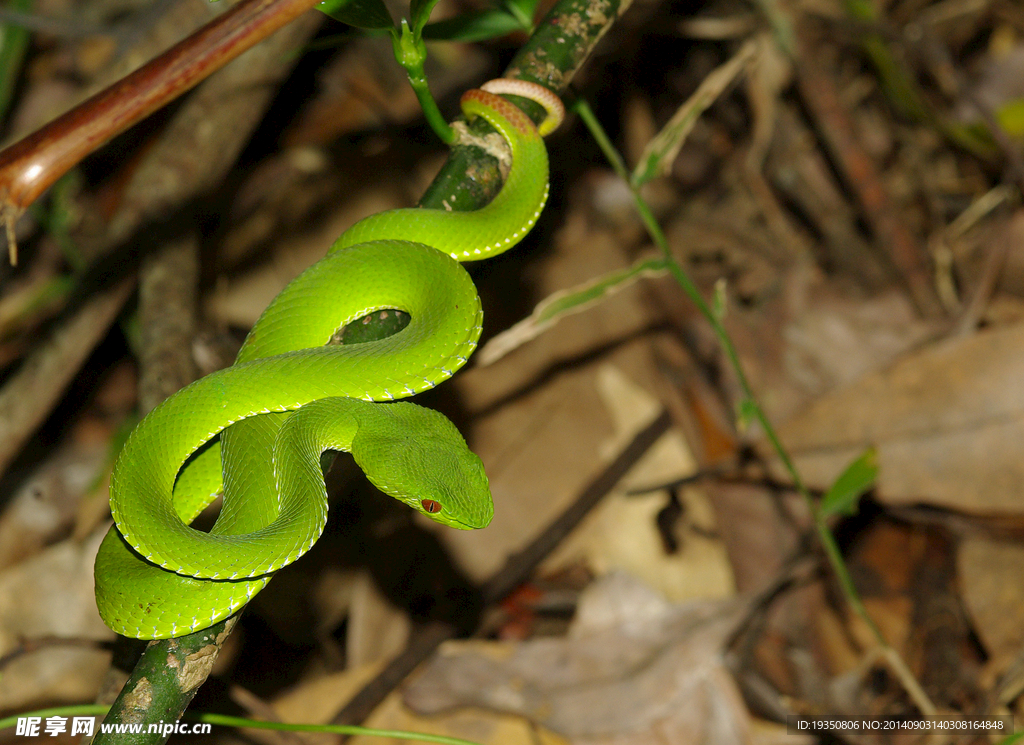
left=94, top=81, right=563, bottom=639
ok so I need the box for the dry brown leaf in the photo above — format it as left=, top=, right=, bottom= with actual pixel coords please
left=705, top=483, right=808, bottom=595
left=0, top=443, right=106, bottom=571
left=771, top=321, right=1024, bottom=513
left=780, top=290, right=935, bottom=397
left=345, top=570, right=410, bottom=670
left=268, top=658, right=567, bottom=745
left=954, top=209, right=1024, bottom=301
left=0, top=528, right=112, bottom=710
left=957, top=536, right=1024, bottom=667
left=404, top=572, right=753, bottom=744
left=541, top=365, right=734, bottom=602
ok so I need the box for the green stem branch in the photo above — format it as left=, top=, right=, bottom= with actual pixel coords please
left=573, top=95, right=933, bottom=712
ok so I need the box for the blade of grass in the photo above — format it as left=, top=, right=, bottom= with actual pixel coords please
left=631, top=39, right=757, bottom=188
left=477, top=255, right=668, bottom=364
left=0, top=0, right=32, bottom=126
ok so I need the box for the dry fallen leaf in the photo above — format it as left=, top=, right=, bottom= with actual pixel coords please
left=770, top=321, right=1024, bottom=513
left=0, top=443, right=106, bottom=571
left=268, top=657, right=568, bottom=745
left=404, top=571, right=753, bottom=745
left=0, top=528, right=112, bottom=710
left=957, top=536, right=1024, bottom=669
left=542, top=364, right=734, bottom=603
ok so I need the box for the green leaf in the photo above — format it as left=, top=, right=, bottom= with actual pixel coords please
left=993, top=732, right=1024, bottom=745
left=631, top=40, right=756, bottom=188
left=393, top=19, right=426, bottom=69
left=996, top=98, right=1024, bottom=138
left=736, top=398, right=758, bottom=432
left=317, top=0, right=394, bottom=30
left=476, top=256, right=668, bottom=365
left=712, top=278, right=728, bottom=322
left=423, top=9, right=526, bottom=41
left=818, top=448, right=878, bottom=519
left=495, top=0, right=534, bottom=31
left=410, top=0, right=441, bottom=34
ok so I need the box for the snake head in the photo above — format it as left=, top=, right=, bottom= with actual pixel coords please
left=351, top=402, right=494, bottom=530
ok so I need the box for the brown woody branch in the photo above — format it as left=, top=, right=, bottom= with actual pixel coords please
left=0, top=0, right=324, bottom=263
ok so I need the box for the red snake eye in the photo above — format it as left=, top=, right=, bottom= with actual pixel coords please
left=421, top=499, right=442, bottom=514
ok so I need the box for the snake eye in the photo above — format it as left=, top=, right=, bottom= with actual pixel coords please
left=421, top=499, right=442, bottom=514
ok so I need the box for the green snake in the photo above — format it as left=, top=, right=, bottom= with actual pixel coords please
left=94, top=80, right=563, bottom=639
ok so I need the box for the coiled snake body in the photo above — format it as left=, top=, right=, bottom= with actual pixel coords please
left=94, top=80, right=563, bottom=639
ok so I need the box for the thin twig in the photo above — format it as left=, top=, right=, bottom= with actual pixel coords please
left=906, top=21, right=1024, bottom=194
left=794, top=26, right=943, bottom=318
left=138, top=237, right=198, bottom=415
